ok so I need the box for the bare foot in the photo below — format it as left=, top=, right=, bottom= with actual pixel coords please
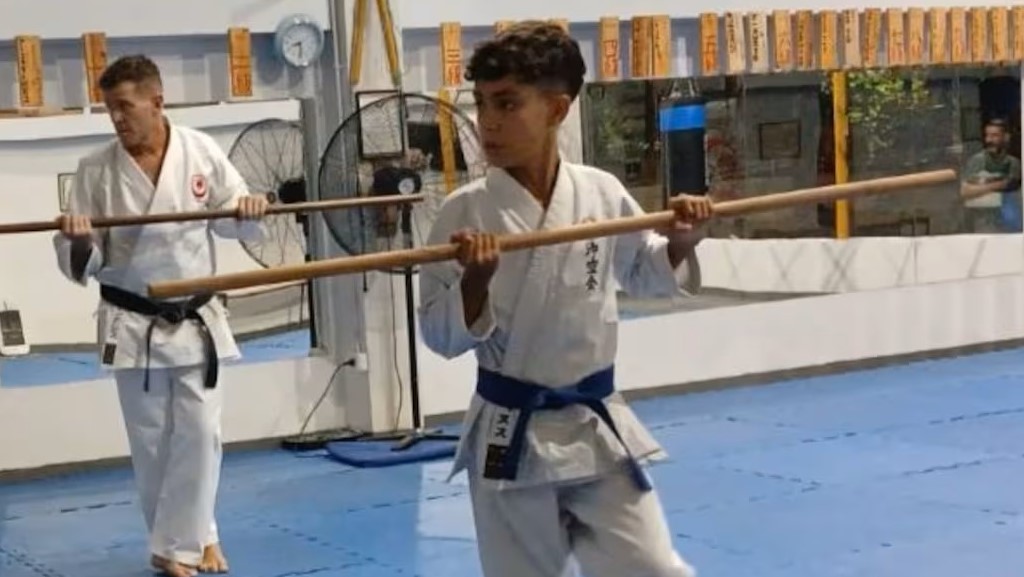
left=151, top=555, right=198, bottom=577
left=198, top=543, right=229, bottom=573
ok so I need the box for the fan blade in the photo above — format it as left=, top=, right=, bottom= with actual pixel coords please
left=0, top=194, right=425, bottom=234
left=147, top=170, right=956, bottom=299
left=227, top=117, right=308, bottom=269
left=317, top=91, right=485, bottom=266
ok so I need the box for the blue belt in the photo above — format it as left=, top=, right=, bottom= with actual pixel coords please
left=475, top=366, right=651, bottom=491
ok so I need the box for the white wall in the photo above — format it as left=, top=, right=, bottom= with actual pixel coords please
left=418, top=272, right=1024, bottom=417
left=0, top=0, right=332, bottom=40
left=0, top=1, right=332, bottom=109
left=0, top=354, right=350, bottom=472
left=698, top=234, right=1024, bottom=293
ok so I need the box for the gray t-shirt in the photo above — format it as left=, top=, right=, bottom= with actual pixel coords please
left=962, top=151, right=1022, bottom=232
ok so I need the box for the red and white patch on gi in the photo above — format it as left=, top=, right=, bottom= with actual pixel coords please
left=190, top=174, right=209, bottom=201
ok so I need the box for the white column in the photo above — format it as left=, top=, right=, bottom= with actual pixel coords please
left=342, top=0, right=414, bottom=433
left=1019, top=61, right=1023, bottom=284
left=299, top=0, right=412, bottom=436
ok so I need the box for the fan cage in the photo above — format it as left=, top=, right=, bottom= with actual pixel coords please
left=316, top=91, right=487, bottom=274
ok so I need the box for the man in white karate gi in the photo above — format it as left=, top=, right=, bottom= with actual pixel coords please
left=53, top=55, right=268, bottom=577
left=418, top=21, right=711, bottom=577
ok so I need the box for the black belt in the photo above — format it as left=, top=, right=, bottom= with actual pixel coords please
left=100, top=285, right=218, bottom=392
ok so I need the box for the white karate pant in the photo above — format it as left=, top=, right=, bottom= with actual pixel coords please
left=114, top=366, right=223, bottom=566
left=469, top=466, right=696, bottom=577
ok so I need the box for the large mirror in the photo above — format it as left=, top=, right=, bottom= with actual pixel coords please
left=580, top=65, right=1022, bottom=318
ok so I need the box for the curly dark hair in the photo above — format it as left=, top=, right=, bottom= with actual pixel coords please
left=465, top=21, right=587, bottom=101
left=98, top=55, right=163, bottom=92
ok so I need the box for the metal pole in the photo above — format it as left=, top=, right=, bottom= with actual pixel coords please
left=329, top=0, right=355, bottom=122
left=299, top=97, right=321, bottom=349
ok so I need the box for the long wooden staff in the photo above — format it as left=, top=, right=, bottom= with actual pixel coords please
left=0, top=193, right=425, bottom=235
left=149, top=169, right=955, bottom=299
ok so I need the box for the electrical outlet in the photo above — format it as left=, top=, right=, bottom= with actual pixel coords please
left=0, top=309, right=29, bottom=356
left=353, top=352, right=368, bottom=372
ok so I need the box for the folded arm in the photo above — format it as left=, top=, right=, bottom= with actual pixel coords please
left=960, top=155, right=1020, bottom=199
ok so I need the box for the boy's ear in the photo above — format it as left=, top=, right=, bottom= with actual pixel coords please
left=548, top=93, right=572, bottom=127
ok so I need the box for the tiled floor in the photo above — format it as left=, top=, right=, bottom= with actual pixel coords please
left=2, top=346, right=1023, bottom=576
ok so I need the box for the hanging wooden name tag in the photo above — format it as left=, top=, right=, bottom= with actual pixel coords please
left=15, top=35, right=43, bottom=108
left=599, top=17, right=620, bottom=80
left=906, top=8, right=925, bottom=64
left=440, top=22, right=463, bottom=88
left=82, top=32, right=107, bottom=104
left=228, top=28, right=253, bottom=98
left=749, top=12, right=770, bottom=73
left=632, top=16, right=654, bottom=78
left=652, top=15, right=671, bottom=77
left=862, top=8, right=881, bottom=67
left=887, top=9, right=906, bottom=66
left=819, top=11, right=838, bottom=69
left=990, top=7, right=1009, bottom=62
left=773, top=10, right=793, bottom=71
left=699, top=13, right=719, bottom=75
left=795, top=10, right=814, bottom=69
left=842, top=10, right=861, bottom=68
left=724, top=12, right=747, bottom=74
left=1013, top=7, right=1024, bottom=60
left=969, top=7, right=988, bottom=62
left=950, top=8, right=968, bottom=63
left=930, top=8, right=949, bottom=63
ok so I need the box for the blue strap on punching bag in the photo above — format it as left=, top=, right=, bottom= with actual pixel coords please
left=659, top=95, right=707, bottom=198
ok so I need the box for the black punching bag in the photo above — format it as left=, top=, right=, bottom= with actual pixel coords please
left=659, top=95, right=707, bottom=199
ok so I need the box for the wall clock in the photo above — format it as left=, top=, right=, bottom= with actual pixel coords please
left=274, top=14, right=325, bottom=68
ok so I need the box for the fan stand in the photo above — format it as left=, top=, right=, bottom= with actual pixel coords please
left=330, top=201, right=459, bottom=452
left=319, top=91, right=482, bottom=462
left=373, top=201, right=460, bottom=452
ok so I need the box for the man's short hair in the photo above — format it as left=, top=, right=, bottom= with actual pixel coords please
left=465, top=21, right=587, bottom=101
left=98, top=55, right=163, bottom=92
left=985, top=117, right=1010, bottom=133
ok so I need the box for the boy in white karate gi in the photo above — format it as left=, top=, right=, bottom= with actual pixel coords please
left=54, top=55, right=268, bottom=577
left=418, top=21, right=711, bottom=577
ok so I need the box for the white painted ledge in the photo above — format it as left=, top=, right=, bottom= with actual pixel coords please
left=0, top=99, right=302, bottom=143
left=0, top=0, right=331, bottom=40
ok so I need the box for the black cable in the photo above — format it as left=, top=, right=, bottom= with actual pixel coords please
left=280, top=358, right=366, bottom=451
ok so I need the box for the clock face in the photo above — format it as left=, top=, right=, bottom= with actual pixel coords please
left=277, top=19, right=324, bottom=68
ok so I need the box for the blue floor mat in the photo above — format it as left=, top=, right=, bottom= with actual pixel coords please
left=2, top=347, right=1024, bottom=577
left=325, top=436, right=459, bottom=468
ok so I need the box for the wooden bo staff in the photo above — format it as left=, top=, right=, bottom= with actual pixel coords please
left=148, top=169, right=955, bottom=299
left=0, top=194, right=425, bottom=235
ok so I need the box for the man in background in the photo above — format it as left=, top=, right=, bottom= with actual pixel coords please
left=960, top=117, right=1022, bottom=233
